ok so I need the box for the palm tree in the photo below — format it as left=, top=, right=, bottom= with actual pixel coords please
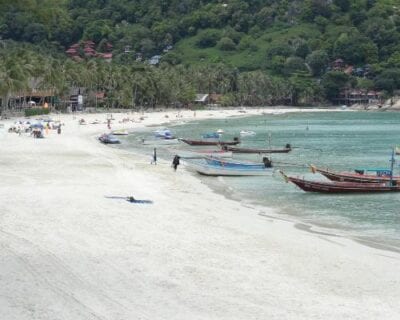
left=0, top=52, right=33, bottom=114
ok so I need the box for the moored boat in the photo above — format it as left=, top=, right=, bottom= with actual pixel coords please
left=239, top=130, right=256, bottom=136
left=280, top=171, right=400, bottom=193
left=99, top=134, right=120, bottom=144
left=142, top=138, right=179, bottom=145
left=310, top=165, right=399, bottom=183
left=154, top=128, right=175, bottom=139
left=112, top=129, right=129, bottom=135
left=169, top=149, right=232, bottom=159
left=184, top=160, right=274, bottom=176
left=205, top=156, right=273, bottom=169
left=179, top=138, right=240, bottom=146
left=224, top=144, right=291, bottom=154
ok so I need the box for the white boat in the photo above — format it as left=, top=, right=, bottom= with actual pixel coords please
left=183, top=160, right=274, bottom=176
left=154, top=128, right=174, bottom=139
left=169, top=149, right=232, bottom=159
left=216, top=129, right=224, bottom=134
left=239, top=130, right=256, bottom=136
left=112, top=129, right=129, bottom=135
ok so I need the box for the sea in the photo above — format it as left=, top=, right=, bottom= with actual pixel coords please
left=117, top=111, right=400, bottom=248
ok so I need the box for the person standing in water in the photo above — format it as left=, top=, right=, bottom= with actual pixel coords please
left=172, top=155, right=180, bottom=171
left=151, top=148, right=157, bottom=165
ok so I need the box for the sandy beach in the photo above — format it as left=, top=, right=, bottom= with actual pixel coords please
left=1, top=108, right=400, bottom=320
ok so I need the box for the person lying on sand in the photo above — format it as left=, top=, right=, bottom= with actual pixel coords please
left=104, top=195, right=153, bottom=204
left=126, top=196, right=153, bottom=204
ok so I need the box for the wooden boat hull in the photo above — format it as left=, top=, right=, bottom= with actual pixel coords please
left=142, top=139, right=179, bottom=145
left=179, top=139, right=240, bottom=146
left=313, top=166, right=400, bottom=184
left=226, top=146, right=291, bottom=153
left=184, top=161, right=273, bottom=176
left=284, top=175, right=400, bottom=193
left=205, top=157, right=267, bottom=169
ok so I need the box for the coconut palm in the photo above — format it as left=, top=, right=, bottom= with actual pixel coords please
left=0, top=52, right=33, bottom=113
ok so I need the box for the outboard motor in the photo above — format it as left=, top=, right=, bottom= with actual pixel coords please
left=263, top=157, right=273, bottom=168
left=285, top=143, right=291, bottom=149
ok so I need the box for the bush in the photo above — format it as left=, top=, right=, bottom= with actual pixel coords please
left=196, top=30, right=220, bottom=48
left=217, top=37, right=236, bottom=51
left=24, top=108, right=50, bottom=117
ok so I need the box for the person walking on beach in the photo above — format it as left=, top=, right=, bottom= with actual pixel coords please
left=151, top=148, right=157, bottom=165
left=172, top=155, right=180, bottom=171
left=57, top=125, right=62, bottom=134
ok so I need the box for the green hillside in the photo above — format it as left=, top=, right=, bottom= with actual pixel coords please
left=1, top=0, right=400, bottom=109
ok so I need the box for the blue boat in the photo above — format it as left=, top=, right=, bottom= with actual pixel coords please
left=201, top=132, right=220, bottom=139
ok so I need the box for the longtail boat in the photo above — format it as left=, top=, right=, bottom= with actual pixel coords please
left=179, top=138, right=240, bottom=146
left=280, top=171, right=400, bottom=193
left=169, top=149, right=233, bottom=159
left=205, top=156, right=272, bottom=169
left=311, top=148, right=399, bottom=183
left=224, top=144, right=291, bottom=154
left=310, top=165, right=399, bottom=183
left=184, top=160, right=273, bottom=176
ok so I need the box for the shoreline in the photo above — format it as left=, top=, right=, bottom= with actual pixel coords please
left=132, top=108, right=400, bottom=252
left=1, top=107, right=400, bottom=319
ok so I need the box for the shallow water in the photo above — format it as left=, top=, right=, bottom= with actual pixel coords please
left=118, top=111, right=400, bottom=246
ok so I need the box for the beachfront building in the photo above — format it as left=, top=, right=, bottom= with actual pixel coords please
left=334, top=89, right=383, bottom=105
left=8, top=89, right=57, bottom=111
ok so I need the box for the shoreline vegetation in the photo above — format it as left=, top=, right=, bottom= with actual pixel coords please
left=1, top=107, right=400, bottom=319
left=2, top=1, right=400, bottom=113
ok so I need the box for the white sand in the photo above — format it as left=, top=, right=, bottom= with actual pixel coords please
left=0, top=108, right=399, bottom=320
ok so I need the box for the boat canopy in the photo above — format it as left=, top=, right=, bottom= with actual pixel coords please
left=354, top=168, right=392, bottom=176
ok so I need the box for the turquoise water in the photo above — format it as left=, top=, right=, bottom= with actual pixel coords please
left=119, top=111, right=400, bottom=246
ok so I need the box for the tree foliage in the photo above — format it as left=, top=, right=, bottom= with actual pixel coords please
left=1, top=0, right=400, bottom=105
